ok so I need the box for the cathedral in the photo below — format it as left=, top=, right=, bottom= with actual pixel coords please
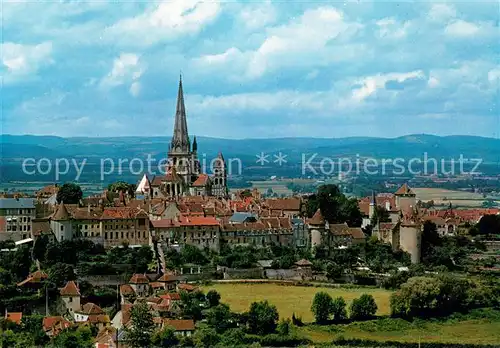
left=136, top=77, right=228, bottom=199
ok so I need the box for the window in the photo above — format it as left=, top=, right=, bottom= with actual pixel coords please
left=61, top=225, right=64, bottom=231
left=121, top=232, right=124, bottom=239
left=69, top=297, right=72, bottom=303
left=105, top=232, right=108, bottom=239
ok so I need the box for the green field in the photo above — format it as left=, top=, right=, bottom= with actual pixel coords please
left=203, top=283, right=500, bottom=345
left=301, top=317, right=500, bottom=345
left=413, top=187, right=498, bottom=207
left=202, top=283, right=392, bottom=322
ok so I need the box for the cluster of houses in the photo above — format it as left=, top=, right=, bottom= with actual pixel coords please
left=1, top=183, right=499, bottom=265
left=7, top=271, right=197, bottom=347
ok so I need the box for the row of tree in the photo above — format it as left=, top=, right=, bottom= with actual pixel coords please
left=311, top=292, right=377, bottom=324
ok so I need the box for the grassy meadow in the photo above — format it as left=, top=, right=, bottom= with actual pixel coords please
left=300, top=316, right=500, bottom=345
left=202, top=283, right=392, bottom=322
left=202, top=283, right=500, bottom=345
left=413, top=187, right=493, bottom=207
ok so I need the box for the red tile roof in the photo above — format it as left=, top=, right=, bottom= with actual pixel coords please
left=60, top=281, right=80, bottom=297
left=42, top=316, right=71, bottom=332
left=87, top=314, right=110, bottom=324
left=329, top=223, right=351, bottom=236
left=192, top=174, right=210, bottom=187
left=349, top=227, right=365, bottom=240
left=101, top=207, right=147, bottom=219
left=53, top=202, right=71, bottom=220
left=164, top=319, right=195, bottom=331
left=395, top=183, right=415, bottom=195
left=178, top=215, right=220, bottom=226
left=160, top=293, right=181, bottom=301
left=308, top=209, right=325, bottom=225
left=5, top=312, right=22, bottom=325
left=157, top=273, right=178, bottom=282
left=17, top=270, right=48, bottom=286
left=129, top=274, right=149, bottom=284
left=177, top=283, right=198, bottom=292
left=79, top=303, right=104, bottom=315
left=120, top=284, right=135, bottom=296
left=264, top=197, right=301, bottom=211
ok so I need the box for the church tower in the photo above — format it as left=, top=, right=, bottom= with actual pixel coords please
left=167, top=76, right=200, bottom=189
left=211, top=152, right=228, bottom=198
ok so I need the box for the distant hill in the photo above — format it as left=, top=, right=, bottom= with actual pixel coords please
left=2, top=134, right=500, bottom=163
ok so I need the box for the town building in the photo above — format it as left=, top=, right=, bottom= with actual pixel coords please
left=0, top=197, right=36, bottom=241
left=141, top=77, right=228, bottom=199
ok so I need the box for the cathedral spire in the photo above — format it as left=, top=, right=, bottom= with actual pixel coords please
left=192, top=136, right=197, bottom=152
left=171, top=74, right=190, bottom=153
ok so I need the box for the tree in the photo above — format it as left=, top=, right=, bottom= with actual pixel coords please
left=390, top=276, right=443, bottom=318
left=331, top=297, right=347, bottom=322
left=123, top=301, right=155, bottom=347
left=193, top=327, right=220, bottom=348
left=350, top=294, right=377, bottom=320
left=474, top=214, right=500, bottom=235
left=370, top=206, right=391, bottom=226
left=326, top=262, right=343, bottom=280
left=56, top=183, right=83, bottom=204
left=180, top=291, right=203, bottom=321
left=48, top=326, right=93, bottom=348
left=152, top=327, right=179, bottom=347
left=311, top=292, right=333, bottom=323
left=276, top=318, right=292, bottom=336
left=32, top=234, right=50, bottom=262
left=180, top=244, right=209, bottom=265
left=206, top=290, right=221, bottom=308
left=306, top=185, right=362, bottom=227
left=206, top=303, right=234, bottom=333
left=247, top=300, right=279, bottom=335
left=48, top=263, right=76, bottom=287
left=108, top=181, right=136, bottom=197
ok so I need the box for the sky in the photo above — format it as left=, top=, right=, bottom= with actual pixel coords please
left=1, top=0, right=499, bottom=139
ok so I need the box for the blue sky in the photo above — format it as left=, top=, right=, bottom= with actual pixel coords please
left=1, top=0, right=499, bottom=139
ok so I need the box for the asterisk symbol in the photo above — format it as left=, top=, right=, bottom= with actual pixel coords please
left=273, top=152, right=287, bottom=166
left=256, top=152, right=269, bottom=165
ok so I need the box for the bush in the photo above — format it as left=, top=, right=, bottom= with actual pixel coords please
left=206, top=290, right=221, bottom=307
left=390, top=275, right=496, bottom=319
left=350, top=294, right=377, bottom=320
left=311, top=291, right=334, bottom=323
left=247, top=300, right=279, bottom=335
left=331, top=296, right=347, bottom=322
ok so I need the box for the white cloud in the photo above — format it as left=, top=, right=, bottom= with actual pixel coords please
left=246, top=7, right=363, bottom=78
left=376, top=18, right=410, bottom=40
left=351, top=71, right=425, bottom=102
left=238, top=1, right=277, bottom=30
left=105, top=0, right=220, bottom=47
left=487, top=68, right=500, bottom=83
left=130, top=82, right=141, bottom=97
left=445, top=20, right=480, bottom=37
left=428, top=4, right=456, bottom=22
left=428, top=76, right=440, bottom=88
left=1, top=42, right=53, bottom=83
left=100, top=53, right=144, bottom=96
left=196, top=47, right=243, bottom=65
